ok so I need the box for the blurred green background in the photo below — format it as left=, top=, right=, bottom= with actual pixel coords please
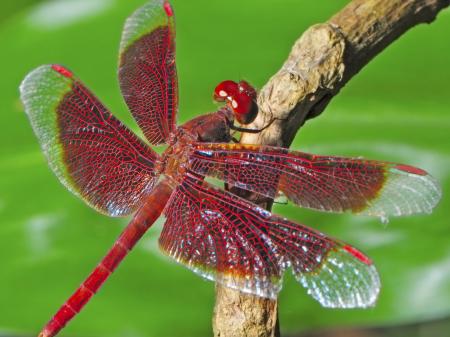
left=0, top=0, right=449, bottom=336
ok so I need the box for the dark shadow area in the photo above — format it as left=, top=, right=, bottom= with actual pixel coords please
left=289, top=317, right=450, bottom=337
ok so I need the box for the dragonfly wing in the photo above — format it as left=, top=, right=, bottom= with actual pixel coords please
left=189, top=143, right=441, bottom=218
left=119, top=0, right=177, bottom=145
left=160, top=174, right=380, bottom=307
left=20, top=65, right=159, bottom=216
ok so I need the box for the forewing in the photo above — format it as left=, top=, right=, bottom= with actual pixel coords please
left=189, top=143, right=441, bottom=218
left=20, top=65, right=159, bottom=216
left=159, top=175, right=380, bottom=307
left=119, top=0, right=177, bottom=145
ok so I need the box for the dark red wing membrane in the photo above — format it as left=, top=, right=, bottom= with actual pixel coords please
left=189, top=143, right=441, bottom=218
left=20, top=65, right=159, bottom=216
left=159, top=174, right=380, bottom=307
left=119, top=0, right=177, bottom=145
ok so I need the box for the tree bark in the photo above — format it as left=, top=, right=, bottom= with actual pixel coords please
left=213, top=0, right=449, bottom=337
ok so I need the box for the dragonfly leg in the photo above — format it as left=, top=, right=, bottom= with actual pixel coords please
left=228, top=116, right=275, bottom=134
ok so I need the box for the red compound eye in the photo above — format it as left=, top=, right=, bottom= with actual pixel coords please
left=233, top=80, right=258, bottom=124
left=238, top=80, right=257, bottom=100
left=231, top=93, right=255, bottom=124
left=214, top=80, right=238, bottom=102
left=214, top=80, right=259, bottom=125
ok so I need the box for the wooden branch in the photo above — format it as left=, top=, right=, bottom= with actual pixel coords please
left=213, top=0, right=449, bottom=337
left=213, top=285, right=279, bottom=337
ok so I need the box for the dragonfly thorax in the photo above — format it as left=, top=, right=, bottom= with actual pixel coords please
left=160, top=129, right=195, bottom=182
left=180, top=106, right=234, bottom=143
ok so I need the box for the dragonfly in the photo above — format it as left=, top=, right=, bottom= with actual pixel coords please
left=20, top=1, right=441, bottom=336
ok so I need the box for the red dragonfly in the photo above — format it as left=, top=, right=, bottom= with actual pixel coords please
left=20, top=1, right=441, bottom=336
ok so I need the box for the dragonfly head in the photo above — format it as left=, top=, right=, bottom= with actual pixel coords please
left=214, top=80, right=258, bottom=125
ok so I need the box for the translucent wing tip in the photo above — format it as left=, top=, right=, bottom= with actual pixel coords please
left=20, top=65, right=46, bottom=104
left=295, top=245, right=380, bottom=308
left=20, top=64, right=71, bottom=101
left=362, top=164, right=442, bottom=218
left=20, top=64, right=73, bottom=136
left=120, top=0, right=174, bottom=54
